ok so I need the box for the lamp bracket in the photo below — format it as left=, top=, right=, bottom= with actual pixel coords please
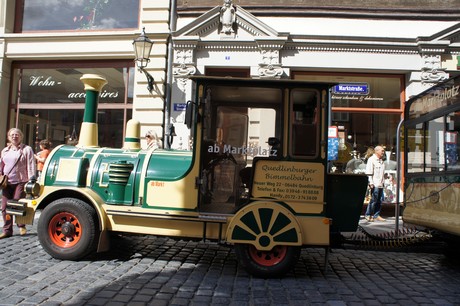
left=140, top=68, right=154, bottom=93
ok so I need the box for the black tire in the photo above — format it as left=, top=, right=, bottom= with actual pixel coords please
left=234, top=243, right=300, bottom=278
left=38, top=198, right=99, bottom=260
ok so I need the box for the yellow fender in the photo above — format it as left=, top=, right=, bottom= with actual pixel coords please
left=226, top=201, right=302, bottom=251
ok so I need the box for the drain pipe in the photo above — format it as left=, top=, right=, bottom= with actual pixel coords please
left=164, top=0, right=177, bottom=149
left=395, top=118, right=404, bottom=235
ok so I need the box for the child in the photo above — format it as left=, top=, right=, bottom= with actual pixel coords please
left=34, top=139, right=52, bottom=178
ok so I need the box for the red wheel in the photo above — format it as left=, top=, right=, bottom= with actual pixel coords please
left=234, top=244, right=300, bottom=278
left=38, top=198, right=98, bottom=260
left=48, top=212, right=82, bottom=248
left=248, top=244, right=287, bottom=266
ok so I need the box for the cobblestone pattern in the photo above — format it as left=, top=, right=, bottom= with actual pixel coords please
left=1, top=220, right=460, bottom=305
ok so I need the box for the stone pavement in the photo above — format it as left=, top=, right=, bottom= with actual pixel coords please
left=1, top=212, right=460, bottom=305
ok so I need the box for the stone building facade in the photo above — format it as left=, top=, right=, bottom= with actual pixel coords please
left=0, top=0, right=170, bottom=149
left=169, top=0, right=460, bottom=159
left=0, top=0, right=459, bottom=167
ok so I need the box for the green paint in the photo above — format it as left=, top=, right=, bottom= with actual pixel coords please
left=273, top=228, right=298, bottom=243
left=269, top=212, right=291, bottom=235
left=232, top=225, right=256, bottom=241
left=258, top=208, right=274, bottom=232
left=124, top=137, right=140, bottom=142
left=83, top=90, right=98, bottom=123
left=241, top=211, right=260, bottom=235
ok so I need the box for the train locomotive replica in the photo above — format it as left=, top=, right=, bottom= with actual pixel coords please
left=7, top=74, right=368, bottom=277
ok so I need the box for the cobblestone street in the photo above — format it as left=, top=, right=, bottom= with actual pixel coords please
left=1, top=215, right=460, bottom=306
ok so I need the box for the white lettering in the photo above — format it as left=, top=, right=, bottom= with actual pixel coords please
left=419, top=84, right=460, bottom=113
left=338, top=85, right=364, bottom=92
left=208, top=144, right=220, bottom=153
left=29, top=75, right=59, bottom=87
left=68, top=92, right=86, bottom=99
left=67, top=91, right=121, bottom=100
left=100, top=90, right=119, bottom=98
left=222, top=144, right=270, bottom=157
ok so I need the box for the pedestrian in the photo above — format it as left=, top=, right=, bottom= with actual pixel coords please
left=362, top=146, right=374, bottom=202
left=34, top=139, right=52, bottom=178
left=364, top=145, right=386, bottom=222
left=0, top=128, right=36, bottom=239
left=363, top=146, right=374, bottom=163
left=145, top=130, right=160, bottom=150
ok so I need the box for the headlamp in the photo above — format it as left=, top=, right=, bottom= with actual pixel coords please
left=24, top=178, right=40, bottom=198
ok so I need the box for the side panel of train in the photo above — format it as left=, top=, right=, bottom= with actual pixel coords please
left=403, top=179, right=460, bottom=237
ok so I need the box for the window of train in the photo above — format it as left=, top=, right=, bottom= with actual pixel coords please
left=290, top=89, right=319, bottom=158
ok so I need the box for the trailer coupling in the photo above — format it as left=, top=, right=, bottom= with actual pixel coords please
left=342, top=225, right=434, bottom=249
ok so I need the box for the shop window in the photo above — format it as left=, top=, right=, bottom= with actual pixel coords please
left=292, top=72, right=403, bottom=174
left=331, top=78, right=400, bottom=109
left=293, top=73, right=402, bottom=109
left=331, top=113, right=400, bottom=173
left=331, top=99, right=349, bottom=122
left=16, top=67, right=133, bottom=104
left=16, top=0, right=140, bottom=32
left=10, top=61, right=134, bottom=149
left=18, top=109, right=132, bottom=150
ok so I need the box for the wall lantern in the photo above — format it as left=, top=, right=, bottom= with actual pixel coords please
left=133, top=27, right=154, bottom=93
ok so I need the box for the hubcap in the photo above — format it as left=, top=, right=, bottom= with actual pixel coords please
left=60, top=222, right=76, bottom=237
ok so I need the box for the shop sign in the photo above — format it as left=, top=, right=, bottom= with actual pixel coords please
left=252, top=160, right=324, bottom=202
left=333, top=83, right=369, bottom=95
left=29, top=75, right=62, bottom=87
left=27, top=75, right=119, bottom=100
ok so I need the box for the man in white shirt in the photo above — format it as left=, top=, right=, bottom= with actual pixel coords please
left=364, top=145, right=386, bottom=222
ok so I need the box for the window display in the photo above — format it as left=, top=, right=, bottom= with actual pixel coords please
left=10, top=62, right=134, bottom=149
left=293, top=72, right=403, bottom=170
left=19, top=0, right=140, bottom=32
